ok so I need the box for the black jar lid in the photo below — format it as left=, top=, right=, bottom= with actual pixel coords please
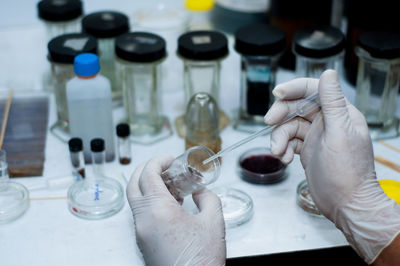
left=357, top=32, right=400, bottom=59
left=178, top=31, right=228, bottom=61
left=293, top=26, right=345, bottom=58
left=116, top=123, right=130, bottom=137
left=82, top=11, right=129, bottom=38
left=115, top=32, right=166, bottom=63
left=48, top=33, right=98, bottom=64
left=69, top=137, right=83, bottom=152
left=38, top=0, right=83, bottom=22
left=234, top=23, right=286, bottom=56
left=91, top=138, right=105, bottom=152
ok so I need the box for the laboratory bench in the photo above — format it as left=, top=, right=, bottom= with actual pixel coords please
left=1, top=1, right=400, bottom=266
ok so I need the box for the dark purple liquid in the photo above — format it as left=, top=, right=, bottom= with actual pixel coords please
left=246, top=80, right=271, bottom=116
left=241, top=154, right=283, bottom=174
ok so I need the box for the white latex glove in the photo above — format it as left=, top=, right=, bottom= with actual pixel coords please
left=126, top=155, right=226, bottom=266
left=264, top=70, right=400, bottom=264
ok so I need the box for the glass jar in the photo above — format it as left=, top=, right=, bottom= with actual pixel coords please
left=234, top=24, right=285, bottom=133
left=82, top=11, right=129, bottom=105
left=293, top=25, right=345, bottom=78
left=115, top=32, right=172, bottom=144
left=47, top=33, right=98, bottom=142
left=178, top=30, right=228, bottom=106
left=37, top=0, right=83, bottom=41
left=355, top=31, right=400, bottom=139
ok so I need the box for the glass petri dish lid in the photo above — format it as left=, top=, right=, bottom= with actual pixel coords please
left=296, top=179, right=323, bottom=217
left=0, top=182, right=30, bottom=224
left=213, top=187, right=253, bottom=229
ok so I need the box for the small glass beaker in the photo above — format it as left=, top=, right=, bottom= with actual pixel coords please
left=234, top=23, right=286, bottom=133
left=161, top=146, right=220, bottom=200
left=115, top=32, right=172, bottom=144
left=178, top=30, right=228, bottom=106
left=82, top=11, right=130, bottom=104
left=37, top=0, right=83, bottom=42
left=293, top=25, right=345, bottom=78
left=47, top=33, right=98, bottom=142
left=355, top=31, right=400, bottom=139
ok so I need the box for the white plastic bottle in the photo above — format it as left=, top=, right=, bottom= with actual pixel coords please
left=66, top=53, right=115, bottom=162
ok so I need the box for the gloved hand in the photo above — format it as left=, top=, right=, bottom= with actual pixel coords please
left=126, top=155, right=226, bottom=266
left=264, top=70, right=400, bottom=264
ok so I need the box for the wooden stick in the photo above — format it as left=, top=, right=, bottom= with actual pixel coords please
left=29, top=196, right=67, bottom=201
left=0, top=89, right=13, bottom=149
left=378, top=139, right=400, bottom=153
left=375, top=155, right=400, bottom=173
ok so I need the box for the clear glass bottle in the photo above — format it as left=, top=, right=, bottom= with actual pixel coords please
left=355, top=31, right=400, bottom=140
left=37, top=0, right=83, bottom=42
left=82, top=11, right=130, bottom=105
left=67, top=138, right=124, bottom=220
left=161, top=145, right=220, bottom=201
left=185, top=0, right=214, bottom=30
left=293, top=25, right=345, bottom=78
left=185, top=93, right=221, bottom=154
left=234, top=23, right=286, bottom=133
left=68, top=137, right=86, bottom=178
left=178, top=30, right=229, bottom=106
left=48, top=33, right=98, bottom=142
left=115, top=32, right=172, bottom=144
left=116, top=123, right=131, bottom=165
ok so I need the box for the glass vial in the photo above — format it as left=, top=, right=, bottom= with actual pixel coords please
left=90, top=138, right=106, bottom=176
left=48, top=33, right=98, bottom=142
left=161, top=146, right=220, bottom=201
left=37, top=0, right=83, bottom=42
left=185, top=93, right=221, bottom=154
left=68, top=138, right=86, bottom=178
left=115, top=32, right=172, bottom=144
left=116, top=123, right=131, bottom=165
left=185, top=0, right=214, bottom=31
left=355, top=31, right=400, bottom=140
left=293, top=26, right=345, bottom=78
left=234, top=23, right=286, bottom=133
left=178, top=30, right=228, bottom=106
left=82, top=11, right=130, bottom=104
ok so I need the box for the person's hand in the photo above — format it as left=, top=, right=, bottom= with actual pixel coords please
left=264, top=70, right=400, bottom=264
left=126, top=155, right=226, bottom=266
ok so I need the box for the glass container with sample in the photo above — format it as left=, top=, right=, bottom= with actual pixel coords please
left=82, top=11, right=129, bottom=104
left=116, top=123, right=131, bottom=165
left=68, top=137, right=85, bottom=178
left=115, top=32, right=172, bottom=144
left=67, top=138, right=124, bottom=220
left=178, top=30, right=228, bottom=106
left=47, top=33, right=98, bottom=141
left=234, top=23, right=286, bottom=133
left=355, top=31, right=400, bottom=139
left=185, top=93, right=221, bottom=154
left=37, top=0, right=83, bottom=41
left=293, top=25, right=345, bottom=78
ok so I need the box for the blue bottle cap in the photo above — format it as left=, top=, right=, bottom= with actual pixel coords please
left=74, top=53, right=100, bottom=77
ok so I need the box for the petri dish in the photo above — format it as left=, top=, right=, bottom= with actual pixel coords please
left=68, top=176, right=124, bottom=220
left=238, top=147, right=287, bottom=184
left=0, top=182, right=30, bottom=224
left=213, top=187, right=253, bottom=228
left=296, top=179, right=322, bottom=216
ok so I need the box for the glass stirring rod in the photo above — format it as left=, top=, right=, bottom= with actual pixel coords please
left=202, top=93, right=320, bottom=165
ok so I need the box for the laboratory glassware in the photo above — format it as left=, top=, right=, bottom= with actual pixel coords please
left=67, top=138, right=124, bottom=220
left=355, top=31, right=400, bottom=140
left=68, top=137, right=86, bottom=177
left=66, top=53, right=115, bottom=162
left=47, top=33, right=98, bottom=141
left=185, top=0, right=214, bottom=30
left=82, top=11, right=129, bottom=104
left=234, top=23, right=286, bottom=133
left=116, top=123, right=131, bottom=165
left=115, top=32, right=172, bottom=144
left=293, top=25, right=345, bottom=78
left=185, top=92, right=221, bottom=154
left=0, top=150, right=29, bottom=224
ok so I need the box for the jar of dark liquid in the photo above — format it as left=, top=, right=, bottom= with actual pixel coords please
left=234, top=23, right=285, bottom=133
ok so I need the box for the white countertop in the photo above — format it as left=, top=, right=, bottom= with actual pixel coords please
left=1, top=1, right=400, bottom=265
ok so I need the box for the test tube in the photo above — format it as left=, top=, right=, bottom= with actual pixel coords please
left=68, top=138, right=85, bottom=178
left=116, top=123, right=131, bottom=165
left=161, top=146, right=220, bottom=201
left=90, top=138, right=106, bottom=175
